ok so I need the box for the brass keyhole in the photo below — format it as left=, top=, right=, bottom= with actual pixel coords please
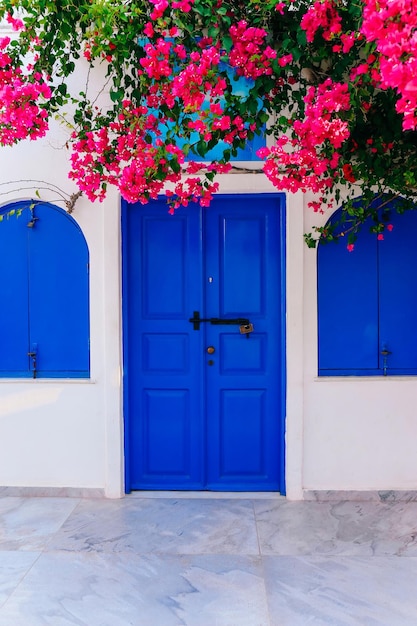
left=207, top=346, right=215, bottom=354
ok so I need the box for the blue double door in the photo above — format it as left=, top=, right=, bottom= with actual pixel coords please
left=123, top=194, right=285, bottom=491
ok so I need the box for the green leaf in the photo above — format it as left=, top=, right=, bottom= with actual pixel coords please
left=110, top=89, right=124, bottom=103
left=247, top=98, right=259, bottom=115
left=208, top=26, right=219, bottom=39
left=304, top=233, right=317, bottom=248
left=222, top=34, right=233, bottom=52
left=170, top=158, right=181, bottom=174
left=296, top=29, right=307, bottom=47
left=196, top=140, right=207, bottom=157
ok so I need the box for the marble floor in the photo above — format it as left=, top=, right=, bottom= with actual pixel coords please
left=1, top=494, right=417, bottom=625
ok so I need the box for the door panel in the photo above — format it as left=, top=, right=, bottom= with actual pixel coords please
left=143, top=389, right=192, bottom=474
left=125, top=206, right=203, bottom=489
left=205, top=200, right=282, bottom=489
left=218, top=389, right=265, bottom=475
left=217, top=216, right=265, bottom=315
left=123, top=194, right=285, bottom=491
left=142, top=217, right=188, bottom=318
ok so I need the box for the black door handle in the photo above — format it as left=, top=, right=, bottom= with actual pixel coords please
left=189, top=311, right=250, bottom=331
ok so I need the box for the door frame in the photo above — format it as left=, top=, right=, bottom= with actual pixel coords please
left=121, top=193, right=286, bottom=494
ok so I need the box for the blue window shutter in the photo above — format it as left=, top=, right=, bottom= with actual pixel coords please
left=378, top=209, right=417, bottom=373
left=28, top=203, right=90, bottom=377
left=0, top=206, right=30, bottom=376
left=318, top=215, right=379, bottom=374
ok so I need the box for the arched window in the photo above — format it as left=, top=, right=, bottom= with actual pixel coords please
left=318, top=198, right=417, bottom=376
left=0, top=201, right=90, bottom=378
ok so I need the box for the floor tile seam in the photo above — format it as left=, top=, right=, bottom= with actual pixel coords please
left=259, top=555, right=274, bottom=626
left=14, top=547, right=417, bottom=558
left=0, top=551, right=43, bottom=611
left=40, top=498, right=83, bottom=553
left=260, top=553, right=417, bottom=559
left=260, top=551, right=417, bottom=558
left=41, top=548, right=262, bottom=557
left=252, top=499, right=262, bottom=557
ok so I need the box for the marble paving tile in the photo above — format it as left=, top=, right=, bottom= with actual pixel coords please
left=304, top=490, right=383, bottom=502
left=0, top=552, right=40, bottom=607
left=255, top=500, right=417, bottom=556
left=0, top=497, right=80, bottom=551
left=304, top=490, right=417, bottom=503
left=263, top=556, right=417, bottom=626
left=47, top=497, right=260, bottom=555
left=0, top=552, right=269, bottom=626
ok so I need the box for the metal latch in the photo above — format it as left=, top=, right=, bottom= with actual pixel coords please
left=380, top=344, right=391, bottom=376
left=189, top=311, right=252, bottom=333
left=28, top=344, right=37, bottom=379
